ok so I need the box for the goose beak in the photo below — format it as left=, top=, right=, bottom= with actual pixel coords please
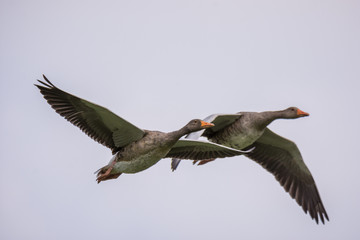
left=200, top=121, right=215, bottom=129
left=297, top=109, right=310, bottom=117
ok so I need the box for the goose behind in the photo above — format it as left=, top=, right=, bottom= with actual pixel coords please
left=172, top=107, right=329, bottom=224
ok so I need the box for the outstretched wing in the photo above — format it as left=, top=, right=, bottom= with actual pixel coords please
left=244, top=128, right=329, bottom=224
left=35, top=75, right=145, bottom=154
left=171, top=114, right=242, bottom=170
left=167, top=139, right=252, bottom=162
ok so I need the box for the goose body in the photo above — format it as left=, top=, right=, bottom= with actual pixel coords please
left=110, top=131, right=173, bottom=174
left=35, top=75, right=251, bottom=183
left=172, top=108, right=329, bottom=224
left=215, top=112, right=266, bottom=149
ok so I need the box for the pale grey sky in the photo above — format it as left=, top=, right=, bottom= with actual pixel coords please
left=1, top=0, right=360, bottom=239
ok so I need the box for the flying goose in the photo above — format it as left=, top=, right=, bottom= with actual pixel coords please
left=171, top=108, right=329, bottom=224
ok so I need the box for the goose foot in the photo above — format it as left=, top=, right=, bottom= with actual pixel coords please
left=193, top=158, right=216, bottom=166
left=96, top=161, right=121, bottom=183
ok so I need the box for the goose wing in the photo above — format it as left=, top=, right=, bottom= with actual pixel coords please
left=245, top=128, right=329, bottom=224
left=167, top=139, right=252, bottom=163
left=171, top=114, right=242, bottom=170
left=35, top=75, right=145, bottom=154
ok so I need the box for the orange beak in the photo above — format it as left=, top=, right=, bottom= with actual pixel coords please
left=200, top=120, right=215, bottom=128
left=297, top=109, right=310, bottom=117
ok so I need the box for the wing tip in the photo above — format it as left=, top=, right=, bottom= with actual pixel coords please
left=35, top=74, right=56, bottom=89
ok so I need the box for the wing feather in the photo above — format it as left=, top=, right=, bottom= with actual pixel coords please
left=35, top=75, right=145, bottom=154
left=244, top=128, right=329, bottom=223
left=166, top=139, right=252, bottom=160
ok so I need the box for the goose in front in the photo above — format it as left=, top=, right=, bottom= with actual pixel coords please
left=172, top=108, right=329, bottom=224
left=35, top=75, right=251, bottom=183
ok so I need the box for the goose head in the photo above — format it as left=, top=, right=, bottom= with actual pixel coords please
left=282, top=107, right=310, bottom=119
left=184, top=119, right=214, bottom=133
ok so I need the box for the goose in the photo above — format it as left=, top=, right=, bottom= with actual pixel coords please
left=35, top=75, right=251, bottom=183
left=171, top=108, right=329, bottom=224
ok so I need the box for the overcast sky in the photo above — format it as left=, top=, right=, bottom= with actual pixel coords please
left=1, top=0, right=360, bottom=239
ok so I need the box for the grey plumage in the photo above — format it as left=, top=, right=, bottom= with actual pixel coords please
left=172, top=108, right=329, bottom=224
